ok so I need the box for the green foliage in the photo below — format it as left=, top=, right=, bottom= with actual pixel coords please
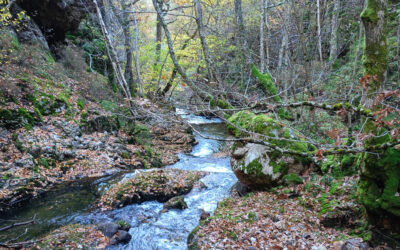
left=76, top=99, right=85, bottom=110
left=12, top=133, right=24, bottom=152
left=100, top=100, right=118, bottom=112
left=2, top=172, right=12, bottom=180
left=121, top=151, right=130, bottom=159
left=251, top=64, right=281, bottom=102
left=283, top=173, right=303, bottom=185
left=116, top=220, right=131, bottom=231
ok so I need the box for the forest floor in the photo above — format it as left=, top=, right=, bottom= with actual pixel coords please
left=0, top=38, right=196, bottom=215
left=189, top=175, right=397, bottom=249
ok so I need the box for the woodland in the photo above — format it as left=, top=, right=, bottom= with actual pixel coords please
left=0, top=0, right=399, bottom=249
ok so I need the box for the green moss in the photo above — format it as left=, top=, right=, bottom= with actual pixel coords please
left=360, top=0, right=379, bottom=23
left=2, top=172, right=12, bottom=180
left=77, top=99, right=85, bottom=110
left=188, top=226, right=200, bottom=250
left=121, top=151, right=130, bottom=159
left=272, top=160, right=288, bottom=174
left=251, top=64, right=281, bottom=102
left=283, top=173, right=303, bottom=185
left=12, top=133, right=24, bottom=152
left=37, top=158, right=56, bottom=169
left=245, top=159, right=264, bottom=176
left=116, top=220, right=131, bottom=231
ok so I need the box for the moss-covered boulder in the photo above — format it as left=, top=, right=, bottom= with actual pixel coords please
left=228, top=111, right=315, bottom=190
left=357, top=146, right=400, bottom=234
left=98, top=169, right=207, bottom=210
left=0, top=108, right=41, bottom=129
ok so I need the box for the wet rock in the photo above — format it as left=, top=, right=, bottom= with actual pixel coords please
left=116, top=220, right=131, bottom=231
left=110, top=230, right=132, bottom=245
left=97, top=222, right=119, bottom=238
left=163, top=196, right=188, bottom=211
left=200, top=209, right=210, bottom=221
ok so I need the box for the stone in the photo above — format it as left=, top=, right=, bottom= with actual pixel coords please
left=15, top=0, right=94, bottom=47
left=200, top=209, right=210, bottom=221
left=97, top=222, right=118, bottom=238
left=231, top=143, right=309, bottom=190
left=340, top=238, right=369, bottom=250
left=163, top=196, right=188, bottom=211
left=9, top=3, right=49, bottom=49
left=229, top=181, right=251, bottom=197
left=110, top=230, right=132, bottom=245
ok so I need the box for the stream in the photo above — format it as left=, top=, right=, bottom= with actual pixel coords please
left=0, top=110, right=237, bottom=249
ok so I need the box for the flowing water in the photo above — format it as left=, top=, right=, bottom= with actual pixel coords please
left=0, top=110, right=237, bottom=249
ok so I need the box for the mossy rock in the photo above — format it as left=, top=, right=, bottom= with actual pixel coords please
left=0, top=108, right=40, bottom=129
left=358, top=146, right=400, bottom=233
left=99, top=169, right=207, bottom=210
left=229, top=111, right=314, bottom=190
left=83, top=115, right=120, bottom=133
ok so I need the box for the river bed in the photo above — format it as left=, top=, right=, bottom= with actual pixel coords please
left=0, top=111, right=237, bottom=249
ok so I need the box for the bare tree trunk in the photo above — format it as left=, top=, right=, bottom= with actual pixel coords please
left=132, top=8, right=143, bottom=95
left=398, top=10, right=400, bottom=83
left=109, top=0, right=136, bottom=95
left=329, top=0, right=340, bottom=61
left=259, top=0, right=265, bottom=73
left=155, top=14, right=162, bottom=66
left=235, top=0, right=252, bottom=80
left=93, top=0, right=131, bottom=99
left=161, top=29, right=198, bottom=96
left=193, top=0, right=221, bottom=84
left=316, top=0, right=323, bottom=62
left=278, top=29, right=287, bottom=71
left=264, top=0, right=270, bottom=68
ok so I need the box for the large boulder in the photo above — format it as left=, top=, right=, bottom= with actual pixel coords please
left=14, top=0, right=94, bottom=47
left=228, top=111, right=315, bottom=190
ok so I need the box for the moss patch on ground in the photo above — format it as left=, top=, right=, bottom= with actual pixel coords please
left=33, top=224, right=109, bottom=249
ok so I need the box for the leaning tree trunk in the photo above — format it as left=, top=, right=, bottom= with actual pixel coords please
left=357, top=0, right=400, bottom=234
left=152, top=0, right=229, bottom=109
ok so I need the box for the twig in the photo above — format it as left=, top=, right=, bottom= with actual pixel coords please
left=0, top=214, right=36, bottom=232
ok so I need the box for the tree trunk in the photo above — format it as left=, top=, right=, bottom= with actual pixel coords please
left=259, top=0, right=265, bottom=73
left=235, top=0, right=252, bottom=80
left=358, top=0, right=400, bottom=233
left=152, top=0, right=214, bottom=103
left=109, top=0, right=136, bottom=96
left=160, top=29, right=198, bottom=96
left=316, top=0, right=323, bottom=62
left=155, top=14, right=162, bottom=67
left=132, top=8, right=143, bottom=95
left=193, top=0, right=221, bottom=84
left=329, top=0, right=340, bottom=61
left=93, top=0, right=131, bottom=99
